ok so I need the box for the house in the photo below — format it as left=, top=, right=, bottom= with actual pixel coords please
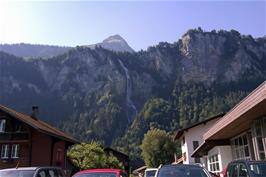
left=104, top=147, right=130, bottom=174
left=0, top=104, right=78, bottom=169
left=192, top=81, right=266, bottom=175
left=174, top=113, right=225, bottom=165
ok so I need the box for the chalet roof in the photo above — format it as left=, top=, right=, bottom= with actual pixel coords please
left=192, top=80, right=266, bottom=158
left=0, top=104, right=78, bottom=144
left=174, top=113, right=225, bottom=140
left=104, top=147, right=129, bottom=158
left=204, top=80, right=266, bottom=140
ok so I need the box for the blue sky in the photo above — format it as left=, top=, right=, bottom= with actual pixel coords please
left=0, top=1, right=265, bottom=51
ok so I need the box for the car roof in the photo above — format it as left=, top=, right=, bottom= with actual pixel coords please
left=0, top=166, right=62, bottom=171
left=0, top=167, right=38, bottom=171
left=76, top=169, right=123, bottom=175
left=145, top=168, right=158, bottom=171
left=230, top=160, right=266, bottom=164
left=161, top=164, right=203, bottom=168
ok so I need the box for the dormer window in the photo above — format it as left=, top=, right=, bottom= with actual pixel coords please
left=0, top=119, right=6, bottom=132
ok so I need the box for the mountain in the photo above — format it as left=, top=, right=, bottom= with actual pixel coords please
left=0, top=35, right=134, bottom=59
left=0, top=28, right=265, bottom=158
left=0, top=43, right=71, bottom=59
left=87, top=34, right=135, bottom=53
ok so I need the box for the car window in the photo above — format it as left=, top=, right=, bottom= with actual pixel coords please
left=145, top=170, right=156, bottom=177
left=48, top=170, right=56, bottom=177
left=239, top=164, right=248, bottom=177
left=228, top=164, right=238, bottom=177
left=56, top=169, right=65, bottom=177
left=36, top=170, right=47, bottom=177
left=0, top=170, right=35, bottom=177
left=249, top=163, right=266, bottom=176
left=157, top=166, right=208, bottom=177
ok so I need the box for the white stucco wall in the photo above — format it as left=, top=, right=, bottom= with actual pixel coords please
left=180, top=118, right=220, bottom=164
left=207, top=146, right=233, bottom=172
left=219, top=146, right=233, bottom=169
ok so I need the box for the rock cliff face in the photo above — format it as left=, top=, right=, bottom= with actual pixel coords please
left=0, top=29, right=265, bottom=149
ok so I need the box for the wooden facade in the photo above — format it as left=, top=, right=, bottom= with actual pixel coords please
left=0, top=104, right=77, bottom=169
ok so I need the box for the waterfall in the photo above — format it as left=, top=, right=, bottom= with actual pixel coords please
left=118, top=59, right=137, bottom=123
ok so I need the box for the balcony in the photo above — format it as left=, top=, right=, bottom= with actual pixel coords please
left=0, top=132, right=29, bottom=141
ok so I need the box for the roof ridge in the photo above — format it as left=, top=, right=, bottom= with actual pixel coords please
left=0, top=104, right=77, bottom=143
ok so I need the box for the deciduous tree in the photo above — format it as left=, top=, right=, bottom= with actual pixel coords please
left=67, top=141, right=123, bottom=170
left=140, top=128, right=177, bottom=167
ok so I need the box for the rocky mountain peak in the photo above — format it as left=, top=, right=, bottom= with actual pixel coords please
left=86, top=34, right=134, bottom=53
left=103, top=34, right=126, bottom=43
left=100, top=34, right=135, bottom=53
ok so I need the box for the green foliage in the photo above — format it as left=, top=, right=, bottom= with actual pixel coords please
left=67, top=142, right=123, bottom=170
left=140, top=128, right=178, bottom=167
left=113, top=98, right=178, bottom=160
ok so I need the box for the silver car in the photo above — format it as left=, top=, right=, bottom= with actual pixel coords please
left=0, top=167, right=66, bottom=177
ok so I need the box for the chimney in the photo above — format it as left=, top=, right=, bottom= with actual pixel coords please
left=31, top=106, right=39, bottom=119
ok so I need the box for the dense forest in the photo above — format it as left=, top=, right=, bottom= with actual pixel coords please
left=0, top=28, right=265, bottom=160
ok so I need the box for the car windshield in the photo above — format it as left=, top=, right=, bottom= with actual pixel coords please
left=145, top=170, right=157, bottom=177
left=249, top=163, right=266, bottom=176
left=158, top=166, right=209, bottom=177
left=0, top=170, right=35, bottom=177
left=74, top=172, right=117, bottom=177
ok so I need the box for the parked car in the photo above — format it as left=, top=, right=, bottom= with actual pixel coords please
left=227, top=160, right=266, bottom=177
left=0, top=167, right=66, bottom=177
left=155, top=164, right=213, bottom=177
left=144, top=168, right=157, bottom=177
left=72, top=169, right=127, bottom=177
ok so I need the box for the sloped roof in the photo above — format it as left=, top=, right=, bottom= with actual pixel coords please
left=204, top=80, right=266, bottom=140
left=104, top=147, right=129, bottom=158
left=0, top=104, right=78, bottom=144
left=192, top=80, right=266, bottom=158
left=174, top=113, right=225, bottom=140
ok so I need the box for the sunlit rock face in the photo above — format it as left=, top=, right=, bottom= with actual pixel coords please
left=0, top=29, right=265, bottom=146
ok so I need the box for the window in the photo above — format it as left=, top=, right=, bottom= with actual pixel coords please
left=56, top=149, right=63, bottom=161
left=1, top=144, right=9, bottom=159
left=193, top=141, right=200, bottom=163
left=193, top=141, right=199, bottom=150
left=208, top=154, right=220, bottom=175
left=0, top=119, right=6, bottom=132
left=11, top=144, right=19, bottom=159
left=252, top=119, right=266, bottom=160
left=231, top=133, right=251, bottom=160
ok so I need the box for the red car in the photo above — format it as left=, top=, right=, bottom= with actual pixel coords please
left=72, top=169, right=127, bottom=177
